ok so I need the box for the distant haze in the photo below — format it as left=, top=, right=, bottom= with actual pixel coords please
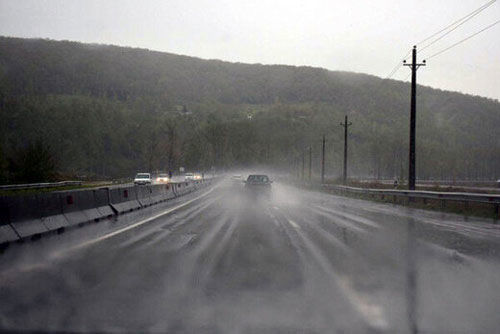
left=1, top=0, right=499, bottom=100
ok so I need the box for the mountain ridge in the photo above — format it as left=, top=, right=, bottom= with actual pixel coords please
left=0, top=36, right=498, bottom=181
left=1, top=36, right=497, bottom=104
left=0, top=35, right=500, bottom=103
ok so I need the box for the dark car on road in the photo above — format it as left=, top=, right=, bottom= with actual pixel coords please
left=244, top=174, right=272, bottom=198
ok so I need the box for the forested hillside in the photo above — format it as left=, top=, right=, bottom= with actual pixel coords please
left=0, top=36, right=499, bottom=183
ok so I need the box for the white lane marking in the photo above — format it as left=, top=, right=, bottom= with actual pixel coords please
left=337, top=275, right=388, bottom=330
left=266, top=209, right=281, bottom=227
left=287, top=219, right=300, bottom=229
left=272, top=205, right=350, bottom=253
left=271, top=205, right=299, bottom=229
left=68, top=187, right=216, bottom=252
left=266, top=208, right=285, bottom=228
left=271, top=205, right=387, bottom=329
left=312, top=204, right=380, bottom=229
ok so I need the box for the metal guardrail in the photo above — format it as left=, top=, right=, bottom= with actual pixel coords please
left=0, top=181, right=82, bottom=191
left=358, top=178, right=499, bottom=184
left=323, top=184, right=500, bottom=203
left=0, top=176, right=219, bottom=192
left=356, top=179, right=500, bottom=189
left=321, top=184, right=500, bottom=218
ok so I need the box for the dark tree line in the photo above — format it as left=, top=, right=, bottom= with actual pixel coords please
left=0, top=36, right=499, bottom=183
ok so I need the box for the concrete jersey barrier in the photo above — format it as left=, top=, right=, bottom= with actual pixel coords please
left=60, top=189, right=112, bottom=226
left=0, top=178, right=216, bottom=246
left=0, top=197, right=23, bottom=243
left=1, top=195, right=50, bottom=239
left=150, top=184, right=173, bottom=204
left=93, top=188, right=115, bottom=218
left=0, top=223, right=19, bottom=244
left=164, top=184, right=176, bottom=200
left=136, top=186, right=153, bottom=207
left=38, top=192, right=69, bottom=231
left=109, top=186, right=142, bottom=214
left=0, top=193, right=71, bottom=243
left=174, top=181, right=195, bottom=196
left=149, top=185, right=163, bottom=205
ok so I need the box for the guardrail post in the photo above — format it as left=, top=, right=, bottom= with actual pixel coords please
left=441, top=199, right=446, bottom=209
left=495, top=204, right=499, bottom=221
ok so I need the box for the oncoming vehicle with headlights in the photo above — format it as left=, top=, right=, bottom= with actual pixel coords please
left=231, top=174, right=242, bottom=183
left=230, top=174, right=243, bottom=188
left=155, top=173, right=170, bottom=184
left=134, top=172, right=152, bottom=185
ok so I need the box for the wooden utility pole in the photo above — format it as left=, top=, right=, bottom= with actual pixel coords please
left=308, top=146, right=312, bottom=182
left=340, top=115, right=352, bottom=184
left=404, top=46, right=425, bottom=190
left=321, top=135, right=326, bottom=184
left=301, top=151, right=305, bottom=181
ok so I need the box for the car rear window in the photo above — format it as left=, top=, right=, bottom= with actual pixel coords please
left=247, top=175, right=269, bottom=182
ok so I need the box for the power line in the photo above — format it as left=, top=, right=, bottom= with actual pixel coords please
left=385, top=49, right=412, bottom=79
left=425, top=19, right=500, bottom=60
left=419, top=0, right=496, bottom=52
left=386, top=61, right=404, bottom=79
left=416, top=0, right=496, bottom=46
left=383, top=0, right=496, bottom=82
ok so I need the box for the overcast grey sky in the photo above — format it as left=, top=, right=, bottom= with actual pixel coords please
left=1, top=0, right=499, bottom=100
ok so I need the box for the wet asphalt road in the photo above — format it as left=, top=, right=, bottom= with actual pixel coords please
left=1, top=179, right=500, bottom=333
